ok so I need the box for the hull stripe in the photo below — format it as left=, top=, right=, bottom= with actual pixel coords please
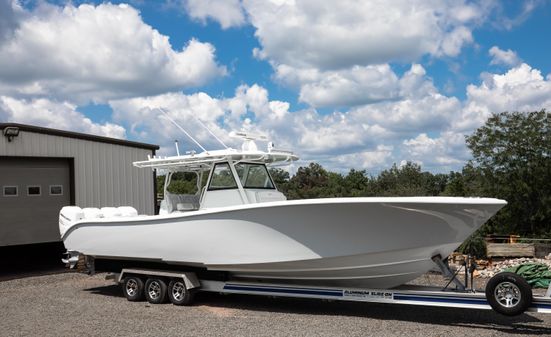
left=394, top=294, right=488, bottom=305
left=223, top=284, right=342, bottom=297
left=221, top=283, right=551, bottom=312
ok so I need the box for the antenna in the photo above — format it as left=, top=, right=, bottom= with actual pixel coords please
left=158, top=108, right=208, bottom=153
left=174, top=140, right=180, bottom=156
left=229, top=131, right=269, bottom=152
left=229, top=131, right=268, bottom=141
left=193, top=117, right=229, bottom=149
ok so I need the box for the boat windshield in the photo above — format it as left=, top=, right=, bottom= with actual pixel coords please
left=235, top=163, right=275, bottom=189
left=208, top=163, right=238, bottom=190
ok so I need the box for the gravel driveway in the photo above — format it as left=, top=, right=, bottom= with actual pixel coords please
left=1, top=272, right=551, bottom=337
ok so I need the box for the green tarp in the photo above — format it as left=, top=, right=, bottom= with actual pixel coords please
left=505, top=263, right=551, bottom=288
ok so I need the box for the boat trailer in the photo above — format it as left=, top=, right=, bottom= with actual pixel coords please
left=104, top=255, right=551, bottom=317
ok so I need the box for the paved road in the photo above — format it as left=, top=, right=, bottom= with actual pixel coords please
left=1, top=272, right=551, bottom=337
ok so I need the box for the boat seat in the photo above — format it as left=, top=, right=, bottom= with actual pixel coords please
left=256, top=190, right=286, bottom=203
left=164, top=191, right=200, bottom=213
left=83, top=207, right=102, bottom=219
left=176, top=203, right=196, bottom=211
left=99, top=206, right=138, bottom=218
left=101, top=207, right=121, bottom=218
left=118, top=206, right=138, bottom=217
left=245, top=190, right=287, bottom=203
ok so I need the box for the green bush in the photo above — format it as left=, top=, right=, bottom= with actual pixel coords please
left=458, top=231, right=487, bottom=258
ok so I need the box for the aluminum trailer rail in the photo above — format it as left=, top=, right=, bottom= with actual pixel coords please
left=200, top=281, right=551, bottom=314
left=111, top=268, right=551, bottom=316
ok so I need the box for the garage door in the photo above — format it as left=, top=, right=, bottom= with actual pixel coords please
left=0, top=157, right=72, bottom=246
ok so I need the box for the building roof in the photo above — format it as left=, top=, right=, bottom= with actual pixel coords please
left=0, top=123, right=159, bottom=151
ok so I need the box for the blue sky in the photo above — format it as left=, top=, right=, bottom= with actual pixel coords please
left=1, top=0, right=550, bottom=173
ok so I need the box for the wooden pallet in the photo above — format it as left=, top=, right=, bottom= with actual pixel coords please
left=486, top=243, right=535, bottom=258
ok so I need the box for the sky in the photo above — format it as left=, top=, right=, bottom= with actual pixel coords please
left=0, top=0, right=550, bottom=173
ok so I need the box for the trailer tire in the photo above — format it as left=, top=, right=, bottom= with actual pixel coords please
left=486, top=272, right=532, bottom=316
left=122, top=276, right=145, bottom=301
left=145, top=278, right=168, bottom=304
left=168, top=279, right=195, bottom=306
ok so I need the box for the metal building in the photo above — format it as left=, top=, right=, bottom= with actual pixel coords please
left=0, top=123, right=159, bottom=247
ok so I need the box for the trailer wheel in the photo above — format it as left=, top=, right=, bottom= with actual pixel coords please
left=145, top=278, right=168, bottom=304
left=168, top=279, right=195, bottom=306
left=486, top=272, right=532, bottom=316
left=122, top=276, right=144, bottom=301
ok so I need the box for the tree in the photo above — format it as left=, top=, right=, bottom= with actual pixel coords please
left=371, top=162, right=448, bottom=196
left=286, top=162, right=331, bottom=199
left=442, top=163, right=485, bottom=197
left=466, top=110, right=551, bottom=235
left=269, top=168, right=290, bottom=193
left=343, top=169, right=370, bottom=197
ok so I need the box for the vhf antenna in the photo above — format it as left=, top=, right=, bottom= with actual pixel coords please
left=193, top=117, right=229, bottom=149
left=158, top=108, right=208, bottom=153
left=158, top=107, right=229, bottom=152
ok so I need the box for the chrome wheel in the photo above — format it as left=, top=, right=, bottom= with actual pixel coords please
left=126, top=279, right=139, bottom=297
left=171, top=281, right=186, bottom=301
left=148, top=280, right=162, bottom=300
left=122, top=276, right=144, bottom=301
left=494, top=281, right=521, bottom=308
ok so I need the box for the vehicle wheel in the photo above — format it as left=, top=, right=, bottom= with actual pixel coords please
left=122, top=276, right=144, bottom=301
left=145, top=278, right=168, bottom=304
left=485, top=272, right=532, bottom=316
left=168, top=279, right=195, bottom=306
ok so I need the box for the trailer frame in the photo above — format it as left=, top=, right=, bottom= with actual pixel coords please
left=110, top=267, right=551, bottom=315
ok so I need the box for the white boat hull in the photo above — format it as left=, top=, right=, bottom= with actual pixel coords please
left=61, top=197, right=505, bottom=289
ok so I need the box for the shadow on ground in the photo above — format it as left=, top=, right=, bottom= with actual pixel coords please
left=85, top=283, right=551, bottom=335
left=0, top=242, right=67, bottom=281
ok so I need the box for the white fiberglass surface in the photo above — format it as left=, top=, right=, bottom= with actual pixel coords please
left=68, top=196, right=506, bottom=225
left=63, top=199, right=504, bottom=263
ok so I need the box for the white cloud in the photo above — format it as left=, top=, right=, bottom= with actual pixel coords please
left=440, top=26, right=473, bottom=57
left=402, top=132, right=468, bottom=169
left=108, top=76, right=460, bottom=172
left=0, top=0, right=22, bottom=42
left=400, top=62, right=551, bottom=171
left=340, top=65, right=461, bottom=133
left=108, top=84, right=392, bottom=158
left=109, top=85, right=290, bottom=154
left=295, top=65, right=400, bottom=108
left=225, top=84, right=289, bottom=122
left=0, top=96, right=126, bottom=138
left=109, top=62, right=467, bottom=170
left=110, top=91, right=228, bottom=153
left=108, top=58, right=551, bottom=173
left=245, top=0, right=490, bottom=70
left=1, top=1, right=547, bottom=176
left=456, top=63, right=551, bottom=130
left=489, top=46, right=521, bottom=67
left=275, top=63, right=447, bottom=109
left=495, top=0, right=542, bottom=30
left=398, top=64, right=437, bottom=98
left=0, top=2, right=226, bottom=103
left=182, top=0, right=246, bottom=29
left=250, top=0, right=490, bottom=110
left=329, top=145, right=394, bottom=171
left=350, top=94, right=460, bottom=134
left=294, top=111, right=390, bottom=154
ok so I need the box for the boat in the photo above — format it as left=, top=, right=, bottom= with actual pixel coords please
left=59, top=131, right=506, bottom=289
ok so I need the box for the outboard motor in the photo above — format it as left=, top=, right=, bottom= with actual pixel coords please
left=59, top=206, right=84, bottom=237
